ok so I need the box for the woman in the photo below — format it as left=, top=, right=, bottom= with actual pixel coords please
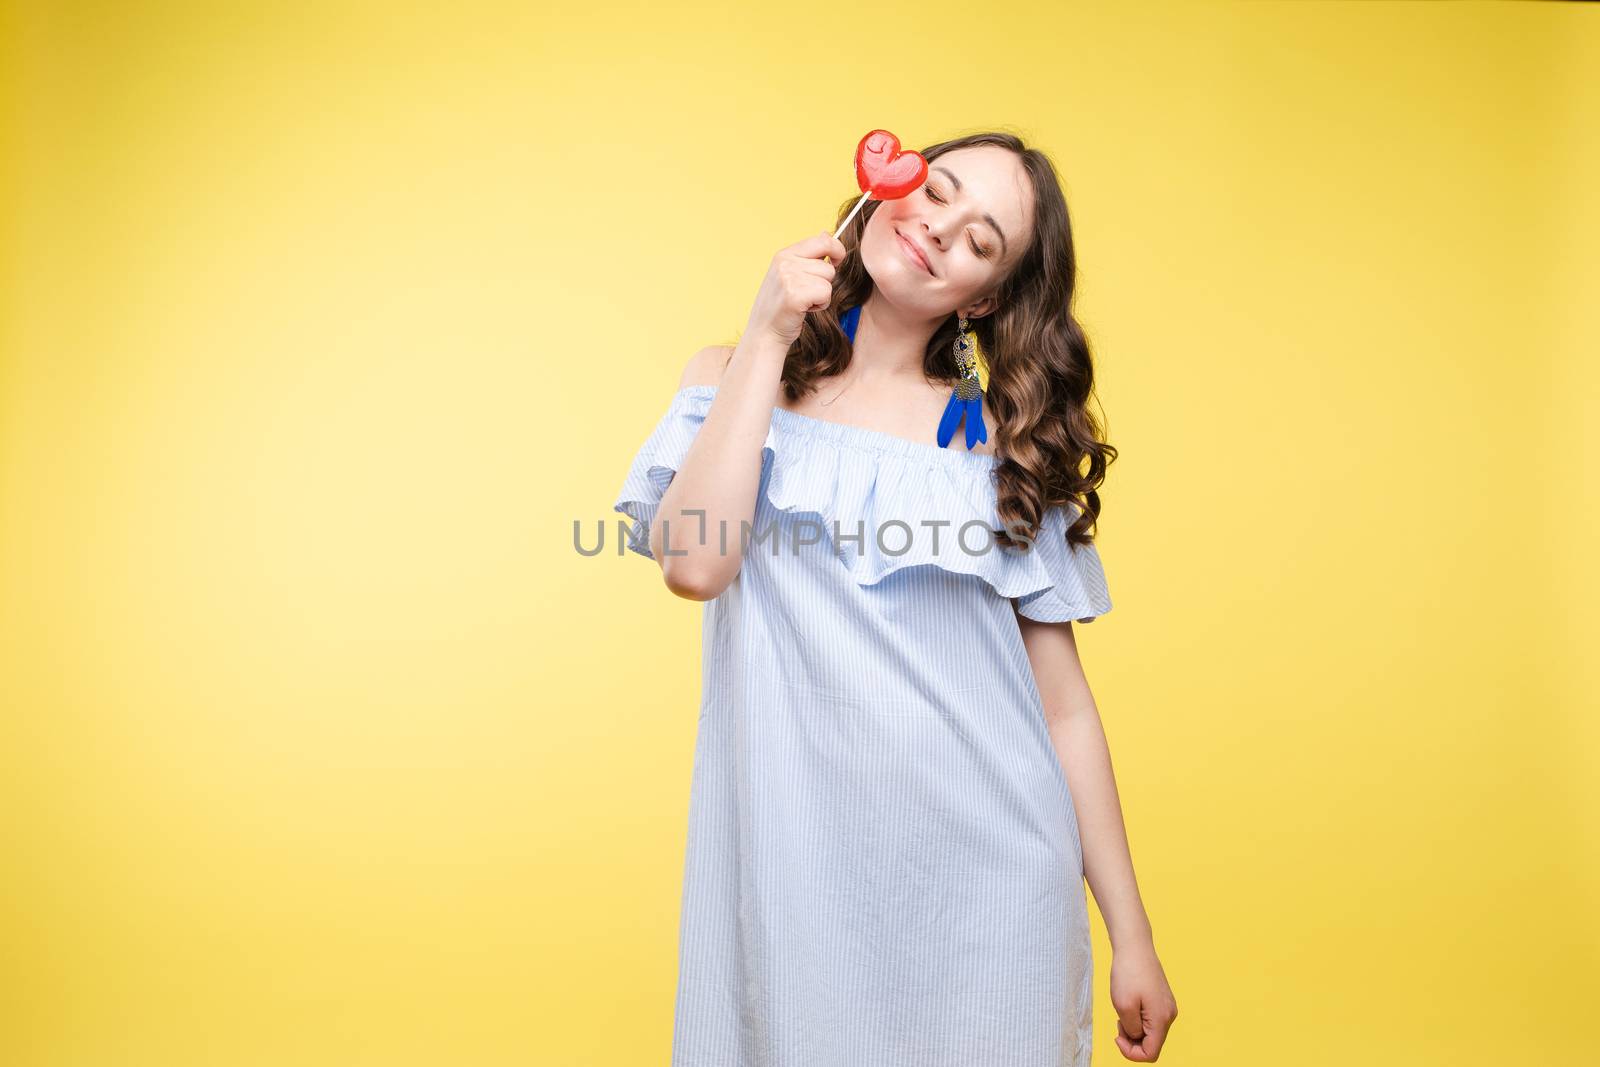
left=614, top=131, right=1178, bottom=1065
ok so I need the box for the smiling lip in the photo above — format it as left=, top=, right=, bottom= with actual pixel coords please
left=895, top=230, right=933, bottom=275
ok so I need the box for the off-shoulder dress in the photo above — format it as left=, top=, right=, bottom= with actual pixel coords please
left=613, top=384, right=1113, bottom=1067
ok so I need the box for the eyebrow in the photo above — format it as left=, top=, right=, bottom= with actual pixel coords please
left=931, top=165, right=1009, bottom=258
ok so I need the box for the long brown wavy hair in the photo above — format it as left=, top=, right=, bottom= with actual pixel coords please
left=780, top=130, right=1116, bottom=550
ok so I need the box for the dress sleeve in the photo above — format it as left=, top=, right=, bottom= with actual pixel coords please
left=611, top=387, right=712, bottom=561
left=1010, top=507, right=1114, bottom=624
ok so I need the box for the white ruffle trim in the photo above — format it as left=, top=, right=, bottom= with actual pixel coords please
left=613, top=386, right=1112, bottom=624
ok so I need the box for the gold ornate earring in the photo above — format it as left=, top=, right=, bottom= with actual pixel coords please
left=936, top=313, right=990, bottom=449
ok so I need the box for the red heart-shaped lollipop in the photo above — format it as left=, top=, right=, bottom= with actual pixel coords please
left=855, top=129, right=928, bottom=200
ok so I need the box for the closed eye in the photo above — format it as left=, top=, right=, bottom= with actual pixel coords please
left=924, top=185, right=995, bottom=260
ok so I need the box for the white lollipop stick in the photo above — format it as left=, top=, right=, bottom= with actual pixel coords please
left=832, top=188, right=872, bottom=240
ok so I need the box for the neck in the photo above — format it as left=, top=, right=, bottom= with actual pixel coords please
left=847, top=292, right=949, bottom=383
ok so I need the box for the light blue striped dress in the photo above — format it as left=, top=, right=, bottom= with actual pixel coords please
left=614, top=384, right=1113, bottom=1067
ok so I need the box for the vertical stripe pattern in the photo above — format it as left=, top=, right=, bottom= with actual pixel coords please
left=614, top=386, right=1112, bottom=1066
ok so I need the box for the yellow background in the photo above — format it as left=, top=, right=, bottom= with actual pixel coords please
left=3, top=2, right=1596, bottom=1064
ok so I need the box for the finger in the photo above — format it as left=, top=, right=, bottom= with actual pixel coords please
left=1139, top=1015, right=1171, bottom=1059
left=1139, top=1004, right=1177, bottom=1062
left=791, top=232, right=849, bottom=267
left=1114, top=1023, right=1156, bottom=1062
left=1116, top=999, right=1146, bottom=1043
left=1115, top=1012, right=1154, bottom=1061
left=790, top=231, right=841, bottom=260
left=793, top=256, right=837, bottom=280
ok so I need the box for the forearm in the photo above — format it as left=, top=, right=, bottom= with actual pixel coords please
left=652, top=336, right=788, bottom=598
left=1050, top=708, right=1155, bottom=951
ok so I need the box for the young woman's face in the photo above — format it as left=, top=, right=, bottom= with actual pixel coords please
left=859, top=144, right=1035, bottom=319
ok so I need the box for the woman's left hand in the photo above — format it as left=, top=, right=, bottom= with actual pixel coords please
left=1108, top=939, right=1179, bottom=1060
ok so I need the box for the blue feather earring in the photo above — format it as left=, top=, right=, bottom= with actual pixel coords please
left=936, top=313, right=989, bottom=450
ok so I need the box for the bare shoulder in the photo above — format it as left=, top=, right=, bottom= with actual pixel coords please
left=678, top=345, right=737, bottom=389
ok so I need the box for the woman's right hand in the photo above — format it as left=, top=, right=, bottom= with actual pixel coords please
left=742, top=231, right=851, bottom=350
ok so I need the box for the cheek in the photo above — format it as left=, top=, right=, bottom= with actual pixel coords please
left=869, top=210, right=902, bottom=244
left=946, top=258, right=983, bottom=286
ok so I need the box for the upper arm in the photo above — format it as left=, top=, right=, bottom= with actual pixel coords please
left=678, top=345, right=736, bottom=389
left=1014, top=607, right=1098, bottom=726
